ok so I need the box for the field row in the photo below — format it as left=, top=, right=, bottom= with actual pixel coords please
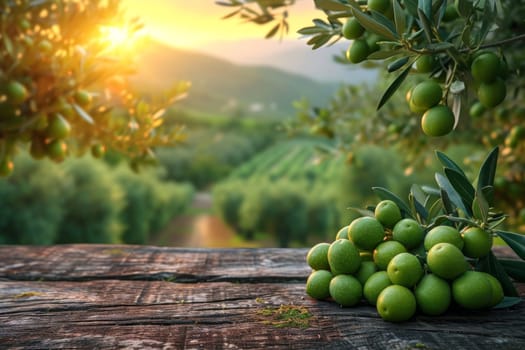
left=226, top=139, right=346, bottom=183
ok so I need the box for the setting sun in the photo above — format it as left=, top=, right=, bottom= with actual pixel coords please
left=104, top=26, right=129, bottom=45
left=99, top=24, right=143, bottom=52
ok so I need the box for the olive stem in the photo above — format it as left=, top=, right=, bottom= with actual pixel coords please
left=408, top=33, right=525, bottom=55
left=477, top=33, right=525, bottom=50
left=459, top=33, right=525, bottom=54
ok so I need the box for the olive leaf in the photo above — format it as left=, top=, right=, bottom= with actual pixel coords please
left=417, top=7, right=434, bottom=43
left=72, top=104, right=95, bottom=125
left=351, top=8, right=399, bottom=41
left=477, top=3, right=496, bottom=47
left=3, top=34, right=14, bottom=58
left=433, top=0, right=447, bottom=25
left=426, top=42, right=455, bottom=51
left=496, top=230, right=525, bottom=260
left=221, top=8, right=242, bottom=19
left=387, top=56, right=410, bottom=72
left=435, top=150, right=467, bottom=178
left=472, top=190, right=490, bottom=223
left=410, top=184, right=429, bottom=221
left=348, top=207, right=375, bottom=218
left=438, top=215, right=475, bottom=227
left=477, top=146, right=499, bottom=192
left=404, top=0, right=419, bottom=16
left=370, top=10, right=399, bottom=35
left=297, top=26, right=327, bottom=35
left=421, top=185, right=441, bottom=197
left=392, top=0, right=406, bottom=36
left=377, top=63, right=411, bottom=110
left=409, top=191, right=428, bottom=222
left=215, top=0, right=242, bottom=6
left=422, top=190, right=438, bottom=211
left=450, top=80, right=465, bottom=94
left=435, top=173, right=469, bottom=216
left=487, top=211, right=506, bottom=227
left=418, top=0, right=433, bottom=19
left=493, top=296, right=522, bottom=309
left=494, top=0, right=504, bottom=13
left=436, top=183, right=455, bottom=217
left=456, top=0, right=474, bottom=17
left=498, top=259, right=525, bottom=283
left=312, top=18, right=333, bottom=29
left=367, top=49, right=405, bottom=60
left=307, top=34, right=332, bottom=49
left=427, top=197, right=444, bottom=221
left=477, top=252, right=519, bottom=297
left=26, top=0, right=50, bottom=6
left=410, top=184, right=428, bottom=206
left=431, top=0, right=447, bottom=14
left=444, top=167, right=475, bottom=216
left=429, top=210, right=454, bottom=227
left=265, top=22, right=280, bottom=39
left=313, top=0, right=352, bottom=12
left=451, top=93, right=462, bottom=130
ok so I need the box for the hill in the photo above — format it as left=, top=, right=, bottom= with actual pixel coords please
left=201, top=38, right=379, bottom=84
left=130, top=40, right=341, bottom=117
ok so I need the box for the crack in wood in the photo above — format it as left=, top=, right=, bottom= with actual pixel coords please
left=0, top=272, right=308, bottom=284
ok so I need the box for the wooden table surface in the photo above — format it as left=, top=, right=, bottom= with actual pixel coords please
left=0, top=244, right=523, bottom=349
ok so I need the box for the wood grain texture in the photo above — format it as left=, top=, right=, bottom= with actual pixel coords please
left=0, top=245, right=310, bottom=282
left=0, top=244, right=523, bottom=349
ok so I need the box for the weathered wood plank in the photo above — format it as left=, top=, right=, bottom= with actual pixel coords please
left=0, top=245, right=310, bottom=282
left=0, top=279, right=524, bottom=350
left=0, top=245, right=517, bottom=282
left=0, top=244, right=523, bottom=349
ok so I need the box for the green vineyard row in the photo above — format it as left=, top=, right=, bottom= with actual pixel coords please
left=225, top=138, right=346, bottom=183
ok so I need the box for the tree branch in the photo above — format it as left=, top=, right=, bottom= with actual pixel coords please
left=463, top=33, right=525, bottom=52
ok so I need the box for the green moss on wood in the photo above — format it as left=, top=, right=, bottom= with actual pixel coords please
left=257, top=304, right=312, bottom=328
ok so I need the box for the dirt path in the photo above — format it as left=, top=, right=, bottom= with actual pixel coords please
left=149, top=192, right=252, bottom=248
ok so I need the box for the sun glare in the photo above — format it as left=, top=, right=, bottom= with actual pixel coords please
left=106, top=26, right=129, bottom=45
left=100, top=24, right=142, bottom=52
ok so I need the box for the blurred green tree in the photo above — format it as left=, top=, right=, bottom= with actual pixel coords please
left=0, top=0, right=188, bottom=176
left=55, top=156, right=124, bottom=243
left=0, top=153, right=67, bottom=244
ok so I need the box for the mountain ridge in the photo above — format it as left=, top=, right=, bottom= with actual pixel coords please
left=130, top=40, right=343, bottom=117
left=195, top=38, right=379, bottom=84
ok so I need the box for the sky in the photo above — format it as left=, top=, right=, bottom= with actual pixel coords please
left=122, top=0, right=319, bottom=49
left=119, top=1, right=376, bottom=83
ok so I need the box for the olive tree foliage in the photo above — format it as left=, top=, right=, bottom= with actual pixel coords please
left=0, top=153, right=68, bottom=244
left=55, top=156, right=124, bottom=244
left=218, top=0, right=524, bottom=110
left=218, top=0, right=525, bottom=224
left=217, top=0, right=295, bottom=39
left=0, top=0, right=188, bottom=176
left=0, top=153, right=195, bottom=245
